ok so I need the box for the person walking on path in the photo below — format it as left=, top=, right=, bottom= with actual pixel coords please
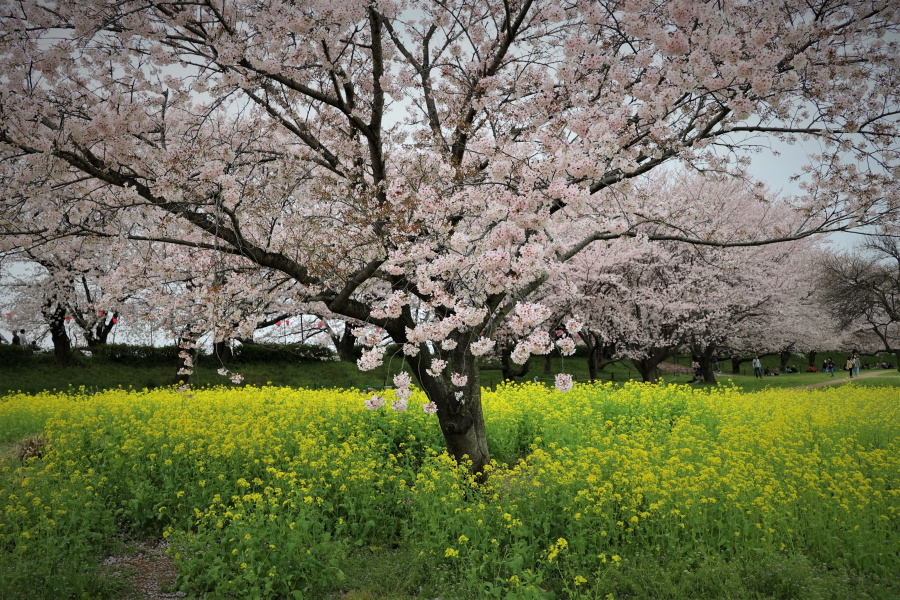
left=845, top=357, right=854, bottom=377
left=853, top=354, right=861, bottom=377
left=825, top=357, right=835, bottom=377
left=752, top=356, right=762, bottom=379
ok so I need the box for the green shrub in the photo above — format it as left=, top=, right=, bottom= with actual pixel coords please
left=92, top=344, right=186, bottom=365
left=0, top=344, right=32, bottom=367
left=230, top=342, right=335, bottom=364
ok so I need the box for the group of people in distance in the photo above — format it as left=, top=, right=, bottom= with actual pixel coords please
left=751, top=356, right=795, bottom=378
left=753, top=354, right=864, bottom=379
left=0, top=328, right=30, bottom=347
left=820, top=355, right=861, bottom=377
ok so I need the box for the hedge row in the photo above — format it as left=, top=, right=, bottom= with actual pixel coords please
left=0, top=344, right=33, bottom=367
left=91, top=342, right=337, bottom=365
left=91, top=344, right=186, bottom=365
left=228, top=342, right=336, bottom=363
left=0, top=343, right=339, bottom=367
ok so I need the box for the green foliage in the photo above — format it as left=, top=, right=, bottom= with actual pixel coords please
left=92, top=344, right=186, bottom=365
left=229, top=342, right=335, bottom=364
left=0, top=344, right=32, bottom=367
left=0, top=345, right=648, bottom=395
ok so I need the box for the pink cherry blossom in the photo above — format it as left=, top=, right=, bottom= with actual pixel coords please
left=450, top=372, right=468, bottom=387
left=365, top=395, right=385, bottom=410
left=426, top=359, right=447, bottom=377
left=393, top=371, right=412, bottom=389
left=554, top=373, right=574, bottom=393
left=469, top=337, right=496, bottom=356
left=357, top=346, right=386, bottom=372
left=556, top=337, right=576, bottom=356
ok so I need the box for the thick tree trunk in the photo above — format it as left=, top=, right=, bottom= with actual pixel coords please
left=83, top=313, right=117, bottom=350
left=42, top=300, right=74, bottom=367
left=411, top=346, right=490, bottom=476
left=213, top=339, right=232, bottom=362
left=731, top=355, right=750, bottom=375
left=631, top=348, right=671, bottom=382
left=686, top=340, right=718, bottom=384
left=335, top=326, right=357, bottom=362
left=49, top=314, right=74, bottom=367
left=807, top=351, right=817, bottom=368
left=701, top=357, right=717, bottom=384
left=500, top=346, right=530, bottom=381
left=699, top=350, right=717, bottom=385
left=632, top=358, right=660, bottom=382
left=582, top=330, right=617, bottom=382
left=543, top=353, right=553, bottom=375
left=779, top=349, right=792, bottom=371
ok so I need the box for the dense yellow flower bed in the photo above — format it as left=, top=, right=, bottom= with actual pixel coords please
left=1, top=382, right=897, bottom=599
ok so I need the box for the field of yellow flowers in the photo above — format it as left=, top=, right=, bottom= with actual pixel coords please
left=1, top=382, right=898, bottom=599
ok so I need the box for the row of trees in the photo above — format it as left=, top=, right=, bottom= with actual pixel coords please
left=2, top=0, right=899, bottom=473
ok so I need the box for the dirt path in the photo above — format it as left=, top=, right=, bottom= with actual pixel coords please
left=799, top=369, right=891, bottom=389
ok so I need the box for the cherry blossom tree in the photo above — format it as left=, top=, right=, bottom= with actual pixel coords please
left=546, top=171, right=830, bottom=383
left=0, top=231, right=136, bottom=362
left=1, top=0, right=899, bottom=472
left=818, top=233, right=900, bottom=369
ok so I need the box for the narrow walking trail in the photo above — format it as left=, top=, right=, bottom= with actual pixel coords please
left=800, top=370, right=893, bottom=389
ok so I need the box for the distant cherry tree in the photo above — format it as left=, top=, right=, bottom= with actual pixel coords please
left=819, top=233, right=900, bottom=369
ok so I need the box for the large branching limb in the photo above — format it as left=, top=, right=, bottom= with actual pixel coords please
left=448, top=0, right=536, bottom=169
left=243, top=89, right=346, bottom=177
left=360, top=7, right=388, bottom=201
left=45, top=142, right=319, bottom=287
left=481, top=272, right=550, bottom=336
left=328, top=257, right=385, bottom=318
left=378, top=18, right=447, bottom=150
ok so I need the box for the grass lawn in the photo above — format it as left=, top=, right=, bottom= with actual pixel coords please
left=3, top=349, right=898, bottom=396
left=1, top=350, right=651, bottom=396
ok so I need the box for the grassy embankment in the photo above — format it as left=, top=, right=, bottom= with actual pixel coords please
left=2, top=348, right=896, bottom=396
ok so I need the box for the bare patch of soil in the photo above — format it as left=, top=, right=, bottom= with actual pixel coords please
left=101, top=539, right=185, bottom=600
